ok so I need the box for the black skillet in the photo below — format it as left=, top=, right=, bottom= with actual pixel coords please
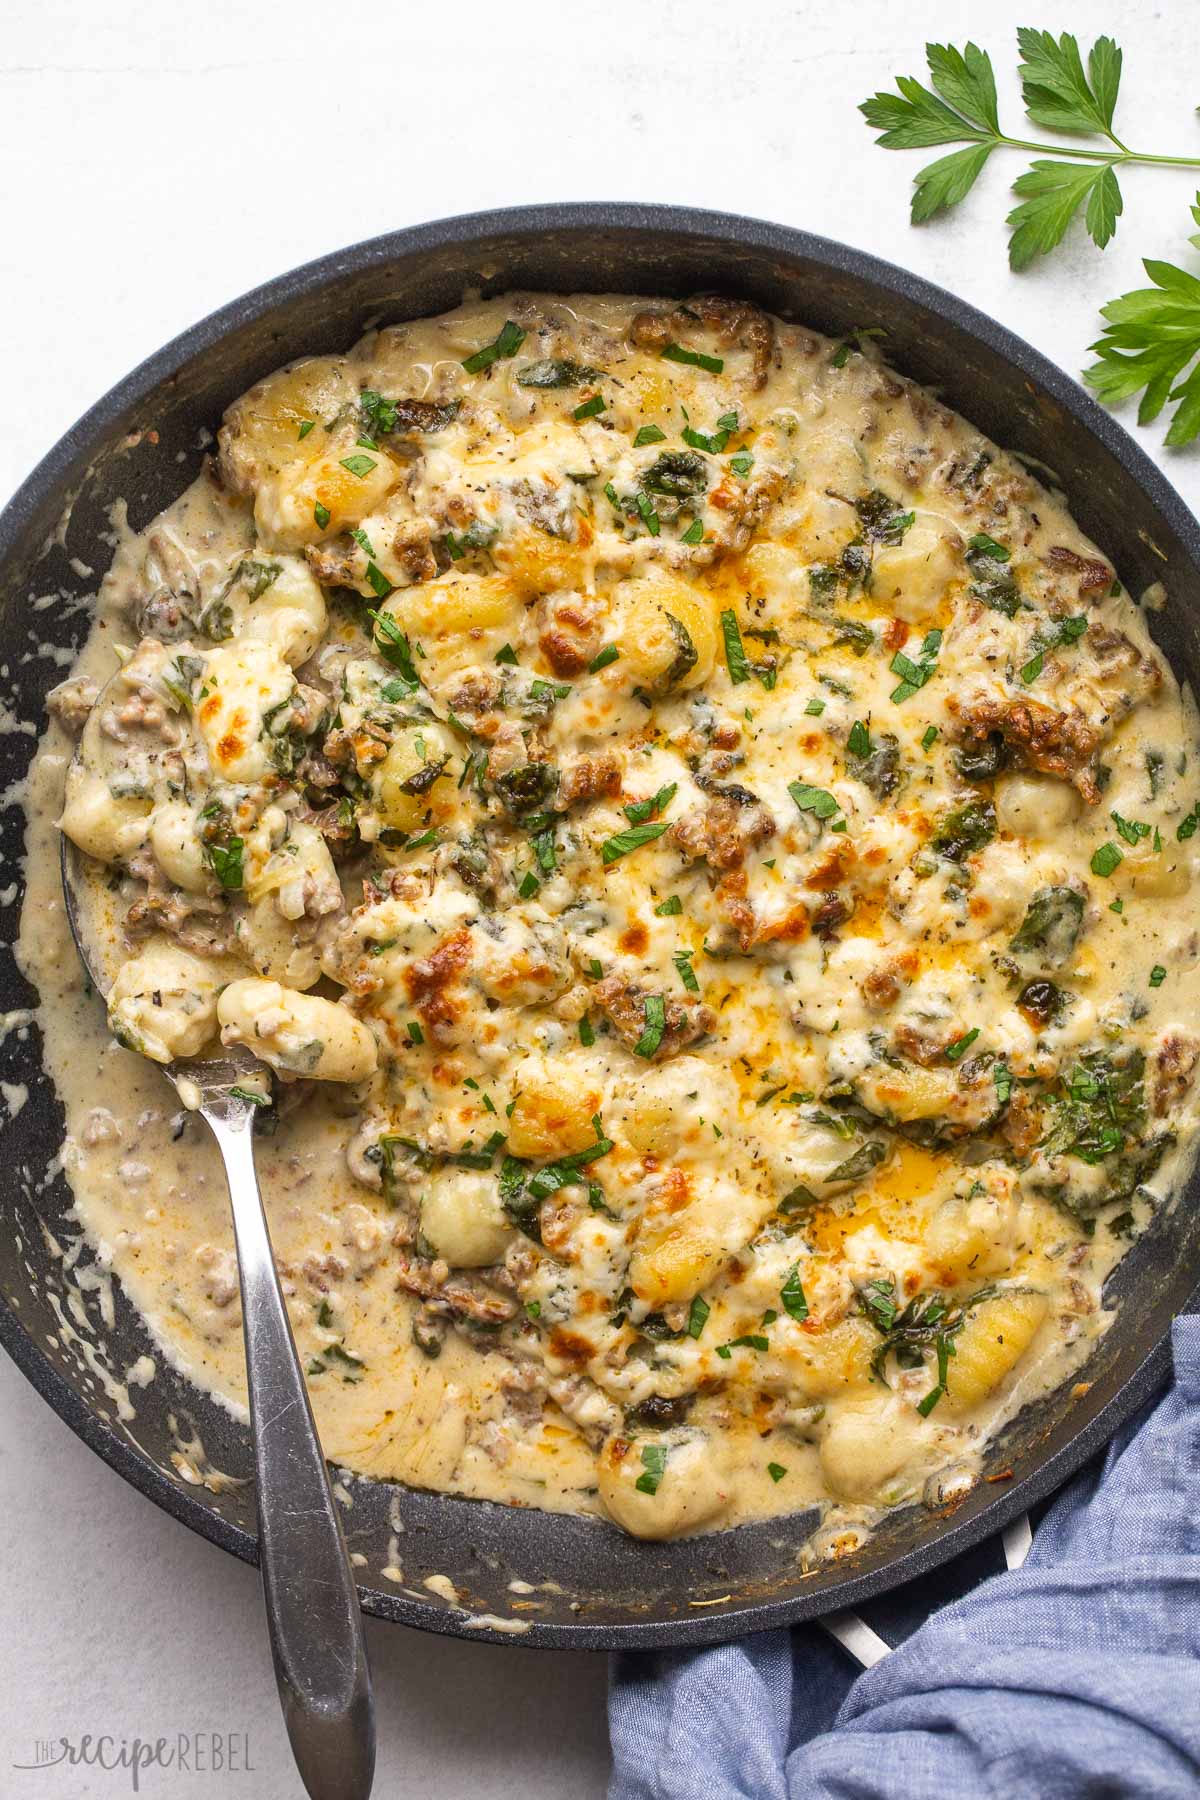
left=2, top=203, right=1198, bottom=1650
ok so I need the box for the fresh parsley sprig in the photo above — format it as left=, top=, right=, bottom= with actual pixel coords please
left=860, top=32, right=1199, bottom=270
left=1083, top=199, right=1200, bottom=446
left=861, top=32, right=1200, bottom=445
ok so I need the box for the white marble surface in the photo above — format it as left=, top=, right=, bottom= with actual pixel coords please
left=2, top=2, right=1198, bottom=1794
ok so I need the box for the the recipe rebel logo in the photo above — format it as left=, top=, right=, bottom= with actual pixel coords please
left=12, top=1731, right=256, bottom=1791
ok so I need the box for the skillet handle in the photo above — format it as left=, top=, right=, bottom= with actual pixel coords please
left=207, top=1104, right=375, bottom=1800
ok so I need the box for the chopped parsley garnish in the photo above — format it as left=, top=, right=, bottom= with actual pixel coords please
left=715, top=1335, right=770, bottom=1359
left=636, top=1444, right=668, bottom=1495
left=573, top=394, right=606, bottom=421
left=313, top=501, right=331, bottom=530
left=204, top=837, right=244, bottom=890
left=730, top=451, right=754, bottom=477
left=921, top=725, right=939, bottom=750
left=579, top=1015, right=596, bottom=1046
left=364, top=561, right=391, bottom=599
left=767, top=1462, right=788, bottom=1483
left=682, top=410, right=737, bottom=454
left=654, top=895, right=682, bottom=916
left=804, top=697, right=826, bottom=716
left=847, top=718, right=872, bottom=758
left=297, top=419, right=315, bottom=440
left=781, top=1264, right=809, bottom=1322
left=589, top=643, right=620, bottom=672
left=636, top=493, right=661, bottom=536
left=339, top=453, right=377, bottom=479
left=406, top=1020, right=424, bottom=1045
left=601, top=821, right=669, bottom=865
left=720, top=609, right=751, bottom=685
left=229, top=1085, right=271, bottom=1107
left=967, top=532, right=1009, bottom=560
left=634, top=424, right=667, bottom=446
left=661, top=342, right=724, bottom=374
left=686, top=1295, right=710, bottom=1339
left=993, top=1061, right=1014, bottom=1107
left=624, top=783, right=677, bottom=825
left=681, top=518, right=705, bottom=545
left=890, top=628, right=942, bottom=703
left=1111, top=809, right=1152, bottom=846
left=517, top=870, right=540, bottom=899
left=494, top=643, right=519, bottom=666
left=368, top=610, right=421, bottom=690
left=1091, top=841, right=1124, bottom=877
left=532, top=826, right=557, bottom=874
left=1150, top=964, right=1167, bottom=987
left=673, top=949, right=700, bottom=993
left=945, top=1027, right=980, bottom=1062
left=461, top=320, right=525, bottom=374
left=634, top=995, right=667, bottom=1059
left=788, top=781, right=841, bottom=821
left=1177, top=802, right=1200, bottom=841
left=1020, top=614, right=1088, bottom=685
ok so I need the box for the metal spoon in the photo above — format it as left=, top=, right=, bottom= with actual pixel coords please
left=61, top=833, right=375, bottom=1800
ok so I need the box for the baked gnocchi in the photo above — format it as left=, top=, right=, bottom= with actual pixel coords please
left=37, top=291, right=1200, bottom=1547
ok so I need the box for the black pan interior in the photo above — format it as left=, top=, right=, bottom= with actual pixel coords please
left=1, top=203, right=1198, bottom=1649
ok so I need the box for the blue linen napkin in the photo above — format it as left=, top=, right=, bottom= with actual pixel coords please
left=610, top=1313, right=1200, bottom=1799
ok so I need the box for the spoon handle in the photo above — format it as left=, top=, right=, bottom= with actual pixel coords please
left=206, top=1106, right=375, bottom=1800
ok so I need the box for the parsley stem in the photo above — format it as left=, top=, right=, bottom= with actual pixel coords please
left=990, top=133, right=1199, bottom=169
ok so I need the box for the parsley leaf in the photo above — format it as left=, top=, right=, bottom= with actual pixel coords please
left=1085, top=213, right=1200, bottom=447
left=859, top=31, right=1200, bottom=296
left=781, top=1264, right=809, bottom=1322
left=720, top=609, right=752, bottom=684
left=1008, top=160, right=1123, bottom=271
left=634, top=995, right=667, bottom=1059
left=461, top=320, right=525, bottom=374
left=601, top=822, right=669, bottom=865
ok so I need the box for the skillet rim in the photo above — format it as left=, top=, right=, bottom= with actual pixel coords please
left=1, top=200, right=1198, bottom=1650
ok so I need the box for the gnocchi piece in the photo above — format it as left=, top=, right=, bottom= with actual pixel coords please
left=819, top=1403, right=927, bottom=1503
left=108, top=938, right=226, bottom=1063
left=925, top=1186, right=1018, bottom=1283
left=217, top=978, right=378, bottom=1082
left=870, top=513, right=962, bottom=620
left=612, top=572, right=718, bottom=691
left=148, top=801, right=211, bottom=894
left=59, top=765, right=150, bottom=864
left=506, top=1057, right=603, bottom=1160
left=613, top=1056, right=734, bottom=1158
left=218, top=357, right=356, bottom=494
left=379, top=573, right=521, bottom=653
left=855, top=1061, right=957, bottom=1124
left=245, top=820, right=341, bottom=919
left=597, top=1430, right=732, bottom=1539
left=373, top=722, right=459, bottom=831
left=235, top=899, right=323, bottom=990
left=255, top=446, right=403, bottom=551
left=221, top=553, right=327, bottom=666
left=994, top=774, right=1083, bottom=838
left=1126, top=840, right=1192, bottom=899
left=420, top=1170, right=513, bottom=1268
left=940, top=1290, right=1049, bottom=1415
left=492, top=522, right=592, bottom=596
left=778, top=1316, right=877, bottom=1401
left=196, top=640, right=296, bottom=784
